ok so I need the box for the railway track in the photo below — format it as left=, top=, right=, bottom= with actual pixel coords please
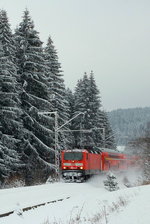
left=0, top=196, right=70, bottom=218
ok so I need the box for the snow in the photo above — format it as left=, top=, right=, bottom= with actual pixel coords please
left=0, top=175, right=150, bottom=224
left=117, top=145, right=125, bottom=152
left=109, top=186, right=150, bottom=224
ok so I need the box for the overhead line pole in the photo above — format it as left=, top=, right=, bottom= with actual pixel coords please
left=57, top=112, right=84, bottom=132
left=38, top=111, right=85, bottom=180
left=38, top=111, right=59, bottom=179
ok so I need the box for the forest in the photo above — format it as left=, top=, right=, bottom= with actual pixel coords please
left=108, top=107, right=150, bottom=145
left=0, top=9, right=115, bottom=187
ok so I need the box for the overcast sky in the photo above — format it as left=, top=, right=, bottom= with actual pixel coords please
left=1, top=0, right=150, bottom=111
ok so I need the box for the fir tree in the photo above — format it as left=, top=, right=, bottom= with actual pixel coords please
left=0, top=10, right=24, bottom=185
left=73, top=73, right=93, bottom=147
left=0, top=46, right=22, bottom=140
left=104, top=172, right=119, bottom=191
left=65, top=88, right=76, bottom=148
left=65, top=88, right=75, bottom=128
left=73, top=71, right=116, bottom=148
left=14, top=9, right=55, bottom=185
left=0, top=140, right=22, bottom=187
left=100, top=110, right=116, bottom=149
left=0, top=10, right=17, bottom=65
left=44, top=36, right=70, bottom=149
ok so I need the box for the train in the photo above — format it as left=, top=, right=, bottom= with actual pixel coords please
left=61, top=147, right=139, bottom=182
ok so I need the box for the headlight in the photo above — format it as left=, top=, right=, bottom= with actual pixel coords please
left=80, top=167, right=83, bottom=169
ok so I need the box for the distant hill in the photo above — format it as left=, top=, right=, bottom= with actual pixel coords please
left=108, top=107, right=150, bottom=145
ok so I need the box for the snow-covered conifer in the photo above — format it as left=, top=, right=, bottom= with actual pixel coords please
left=73, top=72, right=102, bottom=148
left=44, top=36, right=71, bottom=149
left=14, top=9, right=55, bottom=184
left=65, top=89, right=75, bottom=119
left=0, top=140, right=23, bottom=187
left=100, top=110, right=116, bottom=149
left=0, top=10, right=17, bottom=65
left=0, top=10, right=24, bottom=185
left=73, top=71, right=116, bottom=149
left=65, top=88, right=76, bottom=148
left=104, top=172, right=119, bottom=191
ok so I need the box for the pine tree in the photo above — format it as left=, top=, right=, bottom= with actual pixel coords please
left=73, top=71, right=115, bottom=148
left=104, top=172, right=119, bottom=191
left=65, top=88, right=75, bottom=120
left=65, top=88, right=76, bottom=148
left=74, top=72, right=101, bottom=147
left=87, top=72, right=104, bottom=147
left=101, top=110, right=116, bottom=149
left=93, top=110, right=106, bottom=147
left=44, top=36, right=70, bottom=149
left=73, top=73, right=93, bottom=147
left=14, top=9, right=55, bottom=185
left=0, top=10, right=17, bottom=65
left=0, top=10, right=24, bottom=185
left=0, top=139, right=23, bottom=187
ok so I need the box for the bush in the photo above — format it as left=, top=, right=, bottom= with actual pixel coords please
left=104, top=172, right=119, bottom=191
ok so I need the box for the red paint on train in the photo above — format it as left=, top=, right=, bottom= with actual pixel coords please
left=61, top=148, right=139, bottom=182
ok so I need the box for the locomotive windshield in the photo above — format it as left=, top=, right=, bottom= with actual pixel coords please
left=64, top=152, right=83, bottom=161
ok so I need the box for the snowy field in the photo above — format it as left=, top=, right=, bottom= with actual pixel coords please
left=0, top=173, right=150, bottom=224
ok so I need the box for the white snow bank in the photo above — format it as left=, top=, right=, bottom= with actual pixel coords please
left=0, top=177, right=150, bottom=224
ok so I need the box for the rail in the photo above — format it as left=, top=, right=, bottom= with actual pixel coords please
left=0, top=196, right=70, bottom=218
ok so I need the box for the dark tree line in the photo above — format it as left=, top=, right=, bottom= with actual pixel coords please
left=108, top=107, right=150, bottom=145
left=0, top=9, right=115, bottom=187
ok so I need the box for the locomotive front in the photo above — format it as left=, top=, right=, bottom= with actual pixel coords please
left=61, top=149, right=87, bottom=182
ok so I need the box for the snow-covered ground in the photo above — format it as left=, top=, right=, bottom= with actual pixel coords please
left=0, top=173, right=150, bottom=224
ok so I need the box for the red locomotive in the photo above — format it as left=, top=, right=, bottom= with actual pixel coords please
left=61, top=148, right=138, bottom=182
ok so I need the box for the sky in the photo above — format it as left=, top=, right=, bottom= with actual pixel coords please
left=1, top=0, right=150, bottom=111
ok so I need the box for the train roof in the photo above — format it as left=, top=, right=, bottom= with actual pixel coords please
left=88, top=147, right=121, bottom=154
left=99, top=148, right=120, bottom=153
left=62, top=147, right=123, bottom=154
left=95, top=148, right=131, bottom=155
left=62, top=149, right=88, bottom=153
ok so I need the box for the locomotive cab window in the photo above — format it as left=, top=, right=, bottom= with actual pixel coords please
left=64, top=152, right=83, bottom=161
